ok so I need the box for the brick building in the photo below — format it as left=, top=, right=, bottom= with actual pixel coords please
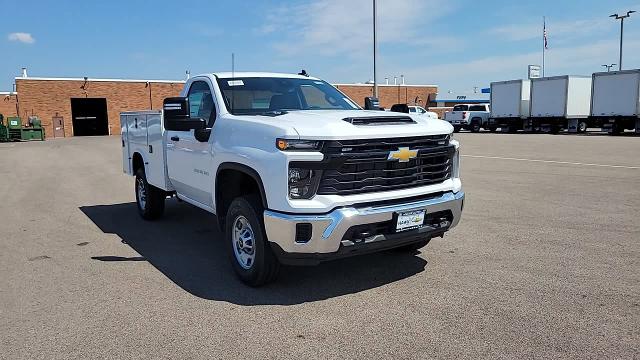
left=4, top=76, right=439, bottom=138
left=0, top=92, right=18, bottom=119
left=13, top=77, right=184, bottom=138
left=335, top=83, right=437, bottom=110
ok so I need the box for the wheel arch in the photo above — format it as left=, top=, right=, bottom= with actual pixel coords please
left=132, top=152, right=146, bottom=174
left=215, top=162, right=269, bottom=229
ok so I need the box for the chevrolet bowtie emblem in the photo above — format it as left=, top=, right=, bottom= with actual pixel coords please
left=388, top=147, right=418, bottom=162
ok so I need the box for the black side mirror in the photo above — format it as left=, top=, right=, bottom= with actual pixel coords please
left=163, top=97, right=206, bottom=131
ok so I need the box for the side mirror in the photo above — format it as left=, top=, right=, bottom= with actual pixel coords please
left=163, top=97, right=206, bottom=131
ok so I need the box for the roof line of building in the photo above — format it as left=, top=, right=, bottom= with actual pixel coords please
left=14, top=76, right=186, bottom=84
left=334, top=83, right=437, bottom=87
left=0, top=91, right=16, bottom=95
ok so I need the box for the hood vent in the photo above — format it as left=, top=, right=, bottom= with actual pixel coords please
left=343, top=116, right=416, bottom=126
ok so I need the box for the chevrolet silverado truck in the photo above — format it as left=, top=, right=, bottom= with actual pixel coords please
left=444, top=104, right=492, bottom=132
left=121, top=72, right=464, bottom=286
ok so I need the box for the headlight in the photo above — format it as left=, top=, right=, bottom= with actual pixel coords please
left=288, top=167, right=321, bottom=199
left=277, top=138, right=323, bottom=151
left=452, top=147, right=460, bottom=179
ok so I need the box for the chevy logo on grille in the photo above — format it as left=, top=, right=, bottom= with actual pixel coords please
left=388, top=147, right=418, bottom=162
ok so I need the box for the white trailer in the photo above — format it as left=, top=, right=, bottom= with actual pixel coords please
left=590, top=69, right=640, bottom=134
left=489, top=79, right=530, bottom=132
left=529, top=75, right=593, bottom=133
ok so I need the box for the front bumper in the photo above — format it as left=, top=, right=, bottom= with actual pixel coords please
left=263, top=191, right=464, bottom=265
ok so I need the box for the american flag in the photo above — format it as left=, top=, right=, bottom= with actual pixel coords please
left=543, top=18, right=548, bottom=50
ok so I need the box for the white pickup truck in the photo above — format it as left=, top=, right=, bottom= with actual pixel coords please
left=121, top=72, right=464, bottom=286
left=444, top=103, right=492, bottom=132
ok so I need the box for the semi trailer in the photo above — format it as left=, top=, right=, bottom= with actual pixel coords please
left=529, top=75, right=593, bottom=133
left=590, top=69, right=640, bottom=135
left=489, top=79, right=530, bottom=133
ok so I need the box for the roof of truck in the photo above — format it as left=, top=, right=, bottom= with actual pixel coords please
left=212, top=72, right=320, bottom=80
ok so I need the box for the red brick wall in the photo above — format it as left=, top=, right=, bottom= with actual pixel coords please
left=0, top=94, right=18, bottom=118
left=15, top=79, right=183, bottom=137
left=335, top=84, right=438, bottom=110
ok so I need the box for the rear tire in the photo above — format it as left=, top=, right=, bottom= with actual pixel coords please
left=225, top=196, right=280, bottom=286
left=578, top=121, right=588, bottom=133
left=453, top=126, right=461, bottom=133
left=470, top=118, right=481, bottom=133
left=135, top=168, right=165, bottom=220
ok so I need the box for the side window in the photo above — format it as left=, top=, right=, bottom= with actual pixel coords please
left=409, top=107, right=417, bottom=113
left=418, top=107, right=426, bottom=114
left=187, top=81, right=216, bottom=127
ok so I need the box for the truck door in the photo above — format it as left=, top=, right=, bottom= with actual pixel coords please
left=165, top=80, right=216, bottom=208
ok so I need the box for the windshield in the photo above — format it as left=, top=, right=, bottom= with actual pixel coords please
left=216, top=77, right=361, bottom=115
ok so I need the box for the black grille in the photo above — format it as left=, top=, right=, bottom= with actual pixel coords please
left=342, top=116, right=416, bottom=126
left=317, top=135, right=453, bottom=196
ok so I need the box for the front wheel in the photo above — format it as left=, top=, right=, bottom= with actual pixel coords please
left=135, top=168, right=165, bottom=220
left=225, top=196, right=280, bottom=286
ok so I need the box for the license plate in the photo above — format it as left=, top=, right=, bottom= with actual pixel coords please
left=396, top=209, right=426, bottom=232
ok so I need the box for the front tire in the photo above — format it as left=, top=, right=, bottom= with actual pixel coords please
left=225, top=196, right=280, bottom=286
left=135, top=168, right=165, bottom=220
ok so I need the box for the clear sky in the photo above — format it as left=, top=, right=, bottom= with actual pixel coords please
left=1, top=0, right=639, bottom=95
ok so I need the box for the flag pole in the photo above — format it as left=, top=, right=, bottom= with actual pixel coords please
left=542, top=16, right=546, bottom=77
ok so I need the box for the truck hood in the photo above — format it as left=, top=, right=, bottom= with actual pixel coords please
left=247, top=110, right=453, bottom=140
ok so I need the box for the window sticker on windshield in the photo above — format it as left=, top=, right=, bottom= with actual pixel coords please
left=228, top=80, right=244, bottom=86
left=343, top=98, right=359, bottom=109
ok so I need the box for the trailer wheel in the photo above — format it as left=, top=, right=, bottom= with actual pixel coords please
left=135, top=168, right=165, bottom=220
left=225, top=195, right=280, bottom=286
left=578, top=121, right=588, bottom=133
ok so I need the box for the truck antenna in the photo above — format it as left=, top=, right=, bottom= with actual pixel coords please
left=231, top=52, right=235, bottom=113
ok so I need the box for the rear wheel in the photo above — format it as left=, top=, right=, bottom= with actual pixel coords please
left=578, top=121, right=588, bottom=133
left=135, top=168, right=165, bottom=220
left=453, top=126, right=461, bottom=133
left=470, top=118, right=481, bottom=133
left=225, top=196, right=280, bottom=286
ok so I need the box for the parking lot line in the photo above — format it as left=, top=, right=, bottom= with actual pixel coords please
left=462, top=155, right=640, bottom=170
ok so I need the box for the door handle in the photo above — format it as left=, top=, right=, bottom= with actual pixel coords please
left=170, top=136, right=180, bottom=141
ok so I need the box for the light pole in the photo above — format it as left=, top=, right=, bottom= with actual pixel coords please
left=610, top=11, right=635, bottom=71
left=601, top=64, right=617, bottom=72
left=373, top=0, right=378, bottom=98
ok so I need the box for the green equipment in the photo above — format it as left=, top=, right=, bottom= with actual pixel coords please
left=0, top=114, right=8, bottom=142
left=2, top=116, right=45, bottom=141
left=22, top=116, right=45, bottom=141
left=6, top=116, right=22, bottom=141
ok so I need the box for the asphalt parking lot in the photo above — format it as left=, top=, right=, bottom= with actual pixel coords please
left=1, top=133, right=638, bottom=359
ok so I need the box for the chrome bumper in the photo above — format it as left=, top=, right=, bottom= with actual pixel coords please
left=263, top=191, right=464, bottom=255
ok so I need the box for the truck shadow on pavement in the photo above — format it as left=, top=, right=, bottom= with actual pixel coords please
left=80, top=201, right=428, bottom=305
